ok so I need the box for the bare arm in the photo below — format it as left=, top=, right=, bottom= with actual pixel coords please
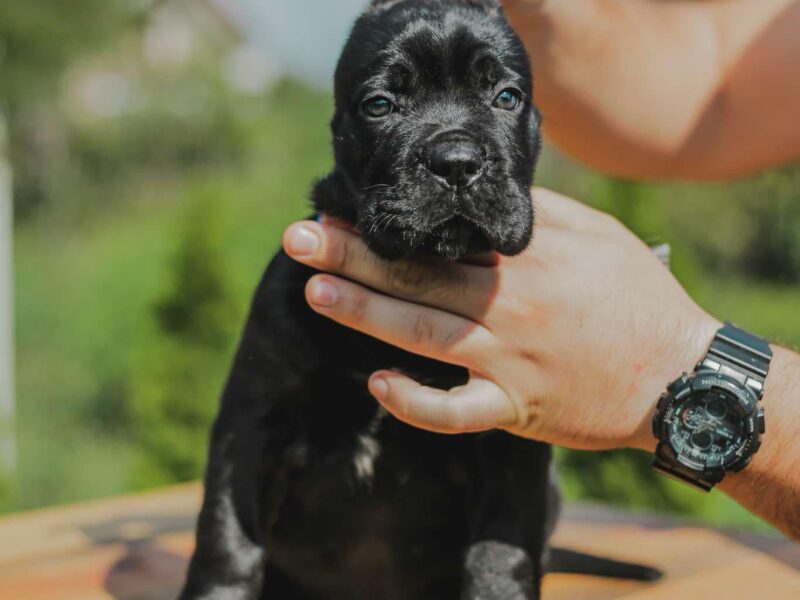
left=716, top=348, right=800, bottom=539
left=504, top=0, right=800, bottom=180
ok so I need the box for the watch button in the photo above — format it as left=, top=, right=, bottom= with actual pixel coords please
left=652, top=413, right=660, bottom=438
left=732, top=456, right=752, bottom=473
left=668, top=374, right=690, bottom=393
left=757, top=407, right=766, bottom=434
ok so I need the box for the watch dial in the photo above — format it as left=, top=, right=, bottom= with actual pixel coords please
left=668, top=390, right=747, bottom=470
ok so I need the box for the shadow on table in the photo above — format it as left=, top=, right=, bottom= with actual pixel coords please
left=80, top=512, right=195, bottom=600
left=563, top=503, right=800, bottom=572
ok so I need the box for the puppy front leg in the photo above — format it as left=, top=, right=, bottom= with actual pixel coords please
left=463, top=540, right=537, bottom=600
left=461, top=434, right=553, bottom=600
left=179, top=407, right=297, bottom=600
left=180, top=307, right=307, bottom=600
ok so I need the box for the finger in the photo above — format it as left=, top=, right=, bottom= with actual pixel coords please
left=368, top=371, right=519, bottom=434
left=533, top=187, right=621, bottom=234
left=306, top=275, right=495, bottom=368
left=459, top=251, right=500, bottom=267
left=283, top=221, right=495, bottom=321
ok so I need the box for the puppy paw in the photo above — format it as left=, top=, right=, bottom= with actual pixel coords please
left=462, top=540, right=539, bottom=600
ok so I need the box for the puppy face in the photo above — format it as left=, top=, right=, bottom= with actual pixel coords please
left=314, top=0, right=540, bottom=260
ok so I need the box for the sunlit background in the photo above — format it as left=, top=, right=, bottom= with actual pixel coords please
left=1, top=0, right=798, bottom=534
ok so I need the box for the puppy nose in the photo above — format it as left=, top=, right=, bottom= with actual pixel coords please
left=427, top=139, right=483, bottom=187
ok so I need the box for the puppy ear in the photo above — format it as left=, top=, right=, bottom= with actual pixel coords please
left=368, top=0, right=501, bottom=15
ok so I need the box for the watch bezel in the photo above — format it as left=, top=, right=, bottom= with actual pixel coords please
left=654, top=371, right=761, bottom=474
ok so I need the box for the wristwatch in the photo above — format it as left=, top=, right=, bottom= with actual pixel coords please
left=652, top=323, right=772, bottom=492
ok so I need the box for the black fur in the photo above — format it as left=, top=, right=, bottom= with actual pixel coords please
left=180, top=2, right=657, bottom=598
left=314, top=0, right=539, bottom=260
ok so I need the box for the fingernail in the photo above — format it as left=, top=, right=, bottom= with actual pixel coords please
left=369, top=376, right=388, bottom=401
left=308, top=279, right=339, bottom=307
left=287, top=225, right=320, bottom=258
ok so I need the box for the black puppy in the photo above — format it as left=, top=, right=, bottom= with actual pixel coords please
left=181, top=1, right=658, bottom=598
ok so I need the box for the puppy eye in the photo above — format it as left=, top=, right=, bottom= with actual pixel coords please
left=493, top=88, right=522, bottom=111
left=362, top=96, right=395, bottom=118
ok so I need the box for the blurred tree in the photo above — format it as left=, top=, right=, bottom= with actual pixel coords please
left=155, top=196, right=236, bottom=349
left=0, top=0, right=161, bottom=216
left=738, top=168, right=800, bottom=282
left=589, top=176, right=666, bottom=245
left=67, top=69, right=250, bottom=190
left=0, top=1, right=137, bottom=104
left=557, top=449, right=691, bottom=514
left=128, top=190, right=237, bottom=483
left=667, top=166, right=800, bottom=283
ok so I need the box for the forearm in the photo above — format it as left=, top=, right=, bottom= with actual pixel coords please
left=636, top=344, right=800, bottom=539
left=720, top=347, right=800, bottom=540
left=504, top=0, right=800, bottom=180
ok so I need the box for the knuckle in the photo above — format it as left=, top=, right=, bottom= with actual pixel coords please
left=439, top=324, right=464, bottom=349
left=387, top=261, right=428, bottom=296
left=438, top=320, right=479, bottom=353
left=497, top=293, right=528, bottom=322
left=410, top=311, right=436, bottom=347
left=432, top=268, right=467, bottom=303
left=349, top=290, right=369, bottom=323
left=517, top=394, right=540, bottom=431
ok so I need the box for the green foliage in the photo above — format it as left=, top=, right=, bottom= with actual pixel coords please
left=669, top=168, right=800, bottom=282
left=0, top=0, right=151, bottom=218
left=556, top=447, right=770, bottom=532
left=156, top=198, right=235, bottom=347
left=68, top=73, right=252, bottom=190
left=128, top=191, right=237, bottom=483
left=0, top=0, right=134, bottom=105
left=0, top=471, right=14, bottom=514
left=11, top=78, right=330, bottom=512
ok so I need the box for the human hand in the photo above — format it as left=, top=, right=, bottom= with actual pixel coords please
left=282, top=188, right=720, bottom=451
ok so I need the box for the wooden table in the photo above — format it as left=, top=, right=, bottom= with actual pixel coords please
left=0, top=483, right=798, bottom=599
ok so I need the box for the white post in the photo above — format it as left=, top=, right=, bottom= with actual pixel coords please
left=0, top=114, right=16, bottom=473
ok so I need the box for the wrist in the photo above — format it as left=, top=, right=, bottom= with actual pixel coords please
left=628, top=312, right=721, bottom=453
left=717, top=347, right=800, bottom=540
left=726, top=347, right=799, bottom=479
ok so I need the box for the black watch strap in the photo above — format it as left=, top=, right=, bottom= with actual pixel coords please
left=653, top=323, right=772, bottom=492
left=653, top=445, right=724, bottom=492
left=700, top=323, right=773, bottom=395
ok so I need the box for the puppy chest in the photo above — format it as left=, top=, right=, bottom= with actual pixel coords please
left=267, top=427, right=479, bottom=592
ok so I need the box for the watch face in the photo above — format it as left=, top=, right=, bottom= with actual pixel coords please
left=668, top=389, right=748, bottom=470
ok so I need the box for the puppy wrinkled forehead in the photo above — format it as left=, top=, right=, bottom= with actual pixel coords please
left=377, top=22, right=504, bottom=88
left=359, top=20, right=526, bottom=96
left=334, top=0, right=530, bottom=109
